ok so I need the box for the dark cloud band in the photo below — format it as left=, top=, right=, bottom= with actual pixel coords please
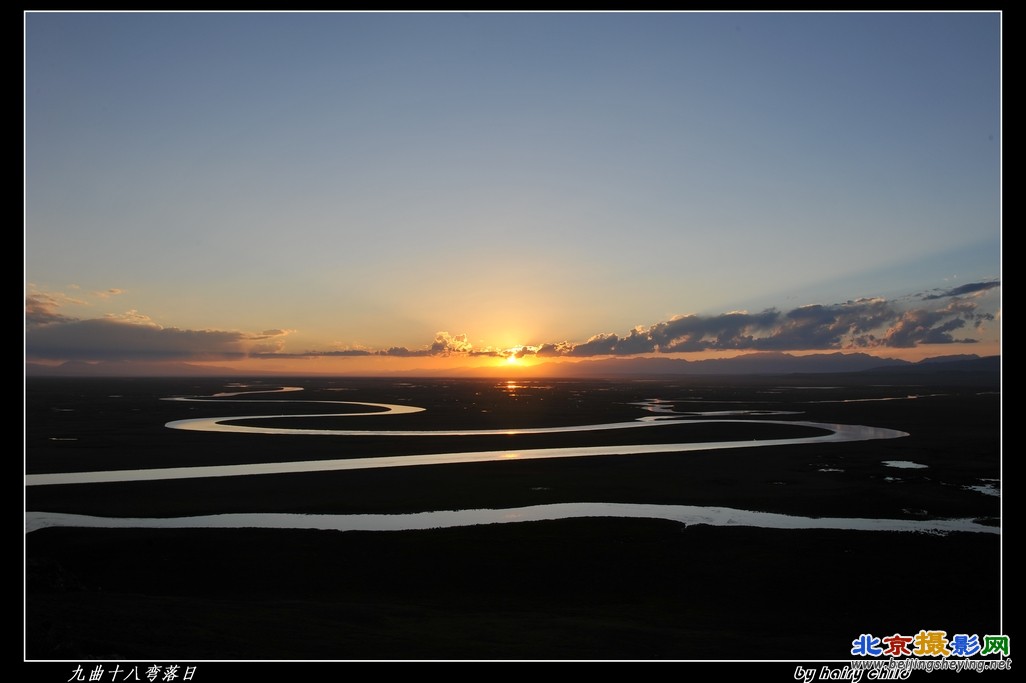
left=26, top=280, right=999, bottom=363
left=921, top=280, right=1000, bottom=300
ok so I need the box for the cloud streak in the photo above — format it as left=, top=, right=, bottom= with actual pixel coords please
left=533, top=282, right=1000, bottom=357
left=26, top=318, right=251, bottom=361
left=921, top=280, right=1000, bottom=300
left=25, top=293, right=79, bottom=326
left=25, top=295, right=295, bottom=362
left=26, top=281, right=999, bottom=365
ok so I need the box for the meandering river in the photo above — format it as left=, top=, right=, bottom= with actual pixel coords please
left=26, top=388, right=907, bottom=486
left=29, top=385, right=992, bottom=536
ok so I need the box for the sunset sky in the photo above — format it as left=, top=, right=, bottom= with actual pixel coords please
left=25, top=11, right=1001, bottom=374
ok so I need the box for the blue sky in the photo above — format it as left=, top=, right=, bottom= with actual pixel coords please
left=25, top=11, right=1001, bottom=372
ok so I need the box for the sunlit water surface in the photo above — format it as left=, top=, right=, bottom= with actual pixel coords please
left=25, top=504, right=996, bottom=535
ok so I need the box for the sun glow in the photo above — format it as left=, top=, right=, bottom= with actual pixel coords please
left=498, top=345, right=540, bottom=368
left=503, top=344, right=535, bottom=366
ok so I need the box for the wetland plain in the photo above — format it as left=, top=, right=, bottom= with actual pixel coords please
left=25, top=372, right=1001, bottom=660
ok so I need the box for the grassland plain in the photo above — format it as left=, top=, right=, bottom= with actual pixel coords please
left=25, top=374, right=1001, bottom=662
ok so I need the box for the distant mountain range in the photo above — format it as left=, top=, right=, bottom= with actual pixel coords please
left=25, top=352, right=1000, bottom=379
left=536, top=351, right=909, bottom=377
left=450, top=352, right=1000, bottom=378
